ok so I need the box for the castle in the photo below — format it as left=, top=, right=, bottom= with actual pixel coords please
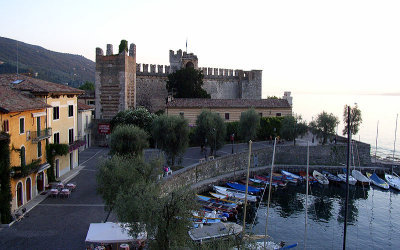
left=95, top=43, right=263, bottom=119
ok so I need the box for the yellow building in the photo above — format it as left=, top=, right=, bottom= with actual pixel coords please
left=0, top=82, right=51, bottom=212
left=166, top=98, right=293, bottom=125
left=0, top=74, right=84, bottom=181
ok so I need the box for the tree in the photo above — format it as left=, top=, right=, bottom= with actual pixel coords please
left=110, top=107, right=156, bottom=133
left=118, top=39, right=128, bottom=54
left=78, top=81, right=94, bottom=91
left=97, top=156, right=198, bottom=249
left=151, top=115, right=189, bottom=166
left=0, top=133, right=12, bottom=223
left=257, top=117, right=283, bottom=140
left=166, top=67, right=210, bottom=98
left=310, top=111, right=339, bottom=144
left=342, top=104, right=362, bottom=136
left=238, top=108, right=260, bottom=142
left=280, top=115, right=308, bottom=145
left=195, top=110, right=226, bottom=156
left=110, top=125, right=149, bottom=156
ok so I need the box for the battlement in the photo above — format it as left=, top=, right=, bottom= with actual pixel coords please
left=96, top=42, right=136, bottom=57
left=200, top=67, right=262, bottom=80
left=136, top=63, right=170, bottom=76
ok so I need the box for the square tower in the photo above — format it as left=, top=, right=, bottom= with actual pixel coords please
left=95, top=43, right=136, bottom=120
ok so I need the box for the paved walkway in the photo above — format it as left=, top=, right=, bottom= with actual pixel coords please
left=0, top=147, right=115, bottom=250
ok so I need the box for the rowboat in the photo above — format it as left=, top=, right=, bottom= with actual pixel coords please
left=253, top=175, right=287, bottom=187
left=196, top=194, right=237, bottom=208
left=213, top=186, right=258, bottom=202
left=313, top=170, right=329, bottom=185
left=298, top=171, right=318, bottom=184
left=351, top=170, right=371, bottom=186
left=337, top=173, right=357, bottom=185
left=188, top=222, right=243, bottom=243
left=281, top=170, right=302, bottom=181
left=226, top=182, right=262, bottom=194
left=197, top=199, right=235, bottom=213
left=366, top=172, right=389, bottom=190
left=273, top=172, right=297, bottom=184
left=322, top=170, right=342, bottom=184
left=209, top=192, right=243, bottom=204
left=384, top=173, right=400, bottom=191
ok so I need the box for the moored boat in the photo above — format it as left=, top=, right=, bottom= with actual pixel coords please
left=209, top=192, right=243, bottom=204
left=337, top=173, right=357, bottom=185
left=213, top=186, right=258, bottom=202
left=298, top=171, right=318, bottom=184
left=226, top=182, right=262, bottom=194
left=196, top=194, right=237, bottom=208
left=281, top=170, right=302, bottom=182
left=384, top=173, right=400, bottom=191
left=322, top=170, right=342, bottom=184
left=351, top=170, right=371, bottom=186
left=366, top=172, right=389, bottom=190
left=313, top=170, right=329, bottom=185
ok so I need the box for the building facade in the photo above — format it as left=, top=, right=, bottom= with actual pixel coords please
left=166, top=98, right=292, bottom=126
left=0, top=82, right=51, bottom=213
left=77, top=101, right=94, bottom=151
left=0, top=74, right=84, bottom=181
left=95, top=43, right=263, bottom=115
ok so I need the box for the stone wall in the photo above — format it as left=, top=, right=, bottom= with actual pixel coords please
left=136, top=75, right=168, bottom=113
left=161, top=142, right=371, bottom=192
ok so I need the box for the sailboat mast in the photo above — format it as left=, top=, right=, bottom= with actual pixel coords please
left=343, top=105, right=351, bottom=250
left=375, top=121, right=379, bottom=162
left=242, top=140, right=252, bottom=241
left=304, top=141, right=309, bottom=250
left=393, top=114, right=398, bottom=174
left=264, top=137, right=277, bottom=248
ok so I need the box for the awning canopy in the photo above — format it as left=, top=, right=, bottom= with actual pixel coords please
left=32, top=111, right=46, bottom=117
left=85, top=222, right=146, bottom=244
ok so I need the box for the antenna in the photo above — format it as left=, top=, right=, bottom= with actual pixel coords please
left=185, top=38, right=188, bottom=53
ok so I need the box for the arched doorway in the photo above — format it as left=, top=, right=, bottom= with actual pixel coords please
left=26, top=178, right=32, bottom=201
left=16, top=182, right=23, bottom=207
left=36, top=172, right=44, bottom=193
left=185, top=61, right=194, bottom=68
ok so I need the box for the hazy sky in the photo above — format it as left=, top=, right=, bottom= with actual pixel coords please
left=1, top=0, right=400, bottom=97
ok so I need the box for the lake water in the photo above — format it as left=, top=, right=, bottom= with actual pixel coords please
left=287, top=92, right=400, bottom=160
left=248, top=183, right=400, bottom=249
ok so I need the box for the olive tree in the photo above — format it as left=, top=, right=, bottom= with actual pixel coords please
left=280, top=115, right=308, bottom=145
left=110, top=125, right=149, bottom=156
left=151, top=115, right=189, bottom=166
left=238, top=108, right=260, bottom=142
left=195, top=110, right=226, bottom=156
left=342, top=104, right=362, bottom=136
left=97, top=156, right=198, bottom=249
left=310, top=111, right=339, bottom=144
left=110, top=107, right=156, bottom=134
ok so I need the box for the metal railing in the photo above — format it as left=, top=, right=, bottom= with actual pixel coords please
left=31, top=128, right=52, bottom=143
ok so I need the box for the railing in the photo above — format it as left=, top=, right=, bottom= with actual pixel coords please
left=69, top=136, right=86, bottom=151
left=31, top=128, right=52, bottom=143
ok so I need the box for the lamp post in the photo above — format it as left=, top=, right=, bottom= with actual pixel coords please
left=231, top=133, right=235, bottom=154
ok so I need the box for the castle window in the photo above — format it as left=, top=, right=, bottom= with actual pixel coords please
left=276, top=113, right=282, bottom=117
left=225, top=113, right=230, bottom=120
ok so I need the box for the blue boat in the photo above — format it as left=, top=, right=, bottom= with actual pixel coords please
left=226, top=182, right=262, bottom=193
left=281, top=170, right=302, bottom=181
left=366, top=172, right=389, bottom=190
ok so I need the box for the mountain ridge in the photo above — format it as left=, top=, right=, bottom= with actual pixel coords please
left=0, top=36, right=95, bottom=87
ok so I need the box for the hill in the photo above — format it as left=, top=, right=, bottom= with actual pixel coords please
left=0, top=37, right=94, bottom=87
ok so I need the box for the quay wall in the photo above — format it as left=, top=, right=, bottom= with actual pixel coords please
left=161, top=143, right=372, bottom=192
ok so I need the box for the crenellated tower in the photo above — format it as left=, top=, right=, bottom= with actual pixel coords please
left=95, top=43, right=136, bottom=120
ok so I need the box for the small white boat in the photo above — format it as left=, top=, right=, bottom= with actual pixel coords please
left=188, top=222, right=242, bottom=243
left=337, top=173, right=357, bottom=185
left=313, top=170, right=329, bottom=185
left=351, top=170, right=371, bottom=186
left=384, top=173, right=400, bottom=191
left=366, top=172, right=389, bottom=190
left=214, top=186, right=258, bottom=202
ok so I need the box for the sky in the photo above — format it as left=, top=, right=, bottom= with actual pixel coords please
left=1, top=0, right=400, bottom=97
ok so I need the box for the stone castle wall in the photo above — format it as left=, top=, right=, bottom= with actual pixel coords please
left=161, top=142, right=371, bottom=192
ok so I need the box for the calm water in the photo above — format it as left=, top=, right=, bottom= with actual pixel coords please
left=277, top=92, right=400, bottom=160
left=248, top=183, right=400, bottom=249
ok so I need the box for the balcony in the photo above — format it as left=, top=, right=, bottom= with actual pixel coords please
left=31, top=128, right=52, bottom=143
left=69, top=135, right=86, bottom=152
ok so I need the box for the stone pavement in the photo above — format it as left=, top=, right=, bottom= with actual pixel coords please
left=0, top=147, right=116, bottom=250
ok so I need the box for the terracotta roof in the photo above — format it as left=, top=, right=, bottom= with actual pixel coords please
left=0, top=85, right=51, bottom=113
left=166, top=98, right=291, bottom=109
left=77, top=101, right=94, bottom=111
left=0, top=74, right=84, bottom=95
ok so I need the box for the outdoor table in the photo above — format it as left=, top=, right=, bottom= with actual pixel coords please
left=120, top=243, right=129, bottom=249
left=57, top=182, right=64, bottom=189
left=66, top=183, right=76, bottom=191
left=50, top=189, right=59, bottom=197
left=60, top=188, right=71, bottom=198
